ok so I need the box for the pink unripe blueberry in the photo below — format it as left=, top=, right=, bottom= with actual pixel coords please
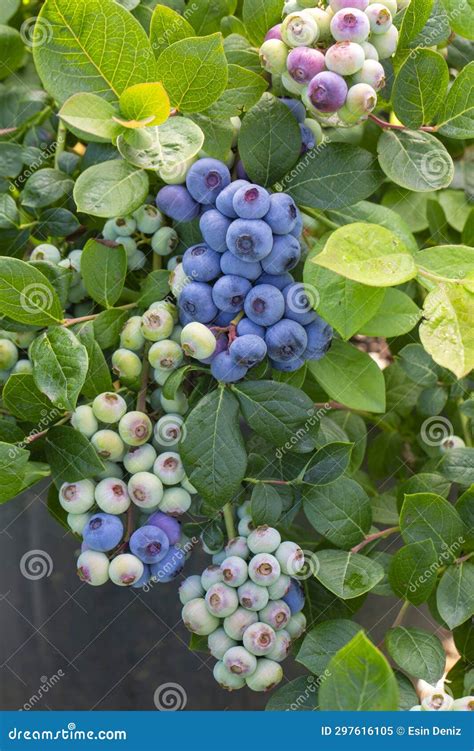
left=259, top=39, right=288, bottom=75
left=281, top=11, right=320, bottom=47
left=77, top=550, right=109, bottom=586
left=95, top=478, right=130, bottom=514
left=245, top=658, right=283, bottom=691
left=275, top=541, right=305, bottom=575
left=223, top=607, right=258, bottom=640
left=128, top=471, right=163, bottom=509
left=238, top=581, right=269, bottom=611
left=267, top=629, right=292, bottom=662
left=59, top=479, right=95, bottom=514
left=109, top=553, right=144, bottom=586
left=179, top=575, right=205, bottom=605
left=286, top=612, right=307, bottom=639
left=247, top=525, right=281, bottom=554
left=182, top=598, right=220, bottom=635
left=153, top=451, right=185, bottom=486
left=308, top=71, right=348, bottom=112
left=118, top=411, right=152, bottom=446
left=225, top=536, right=250, bottom=560
left=208, top=628, right=237, bottom=660
left=243, top=621, right=277, bottom=656
left=223, top=646, right=257, bottom=677
left=248, top=553, right=281, bottom=586
left=213, top=661, right=245, bottom=690
left=264, top=24, right=282, bottom=41
left=259, top=599, right=291, bottom=631
left=346, top=83, right=378, bottom=115
left=287, top=47, right=326, bottom=84
left=330, top=8, right=370, bottom=42
left=325, top=41, right=365, bottom=75
left=221, top=556, right=248, bottom=587
left=365, top=3, right=392, bottom=33
left=201, top=565, right=224, bottom=591
left=331, top=0, right=369, bottom=8
left=353, top=59, right=386, bottom=89
left=205, top=582, right=239, bottom=617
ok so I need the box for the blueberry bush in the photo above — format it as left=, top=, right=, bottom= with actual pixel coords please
left=0, top=0, right=472, bottom=711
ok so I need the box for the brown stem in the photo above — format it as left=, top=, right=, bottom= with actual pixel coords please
left=455, top=552, right=473, bottom=565
left=351, top=526, right=399, bottom=554
left=369, top=113, right=437, bottom=133
left=62, top=303, right=136, bottom=327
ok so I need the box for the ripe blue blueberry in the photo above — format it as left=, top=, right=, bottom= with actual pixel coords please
left=212, top=275, right=252, bottom=314
left=150, top=544, right=186, bottom=582
left=282, top=578, right=305, bottom=614
left=259, top=599, right=291, bottom=631
left=238, top=581, right=269, bottom=611
left=256, top=271, right=295, bottom=290
left=270, top=356, right=305, bottom=372
left=232, top=185, right=271, bottom=220
left=179, top=282, right=217, bottom=324
left=186, top=158, right=231, bottom=205
left=148, top=510, right=182, bottom=545
left=236, top=318, right=266, bottom=338
left=182, top=243, right=222, bottom=282
left=229, top=335, right=267, bottom=368
left=131, top=564, right=152, bottom=589
left=211, top=351, right=248, bottom=383
left=155, top=185, right=200, bottom=222
left=212, top=310, right=235, bottom=326
left=283, top=282, right=317, bottom=325
left=129, top=525, right=169, bottom=564
left=77, top=550, right=109, bottom=586
left=220, top=252, right=262, bottom=281
left=287, top=47, right=326, bottom=84
left=223, top=646, right=257, bottom=677
left=226, top=219, right=273, bottom=262
left=215, top=180, right=250, bottom=219
left=261, top=234, right=301, bottom=274
left=83, top=513, right=124, bottom=552
left=242, top=622, right=277, bottom=656
left=330, top=8, right=370, bottom=42
left=304, top=317, right=333, bottom=360
left=279, top=97, right=307, bottom=123
left=265, top=319, right=308, bottom=362
left=307, top=71, right=348, bottom=112
left=199, top=209, right=232, bottom=253
left=95, top=478, right=130, bottom=515
left=244, top=284, right=285, bottom=327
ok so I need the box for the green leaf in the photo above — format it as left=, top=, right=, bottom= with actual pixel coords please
left=303, top=478, right=372, bottom=549
left=440, top=448, right=474, bottom=486
left=0, top=195, right=19, bottom=230
left=386, top=627, right=445, bottom=684
left=438, top=191, right=472, bottom=233
left=437, top=562, right=474, bottom=629
left=205, top=64, right=268, bottom=119
left=0, top=25, right=24, bottom=81
left=419, top=284, right=474, bottom=379
left=189, top=113, right=234, bottom=160
left=162, top=365, right=205, bottom=400
left=313, top=223, right=417, bottom=287
left=377, top=130, right=454, bottom=192
left=360, top=288, right=421, bottom=337
left=398, top=0, right=434, bottom=47
left=74, top=159, right=149, bottom=218
left=399, top=343, right=441, bottom=385
left=297, top=619, right=363, bottom=675
left=33, top=0, right=157, bottom=104
left=265, top=676, right=319, bottom=711
left=250, top=483, right=283, bottom=526
left=150, top=5, right=194, bottom=58
left=36, top=208, right=80, bottom=239
left=116, top=117, right=204, bottom=173
left=438, top=62, right=474, bottom=139
left=81, top=239, right=127, bottom=308
left=308, top=340, right=386, bottom=414
left=75, top=321, right=113, bottom=399
left=393, top=50, right=449, bottom=129
left=242, top=0, right=284, bottom=47
left=381, top=187, right=431, bottom=233
left=93, top=307, right=131, bottom=348
left=119, top=82, right=170, bottom=126
left=303, top=442, right=353, bottom=485
left=330, top=411, right=367, bottom=472
left=456, top=487, right=474, bottom=546
left=0, top=441, right=30, bottom=504
left=400, top=492, right=466, bottom=559
left=417, top=245, right=474, bottom=283
left=238, top=94, right=301, bottom=188
left=59, top=93, right=122, bottom=143
left=156, top=33, right=228, bottom=113
left=190, top=0, right=237, bottom=35
left=327, top=200, right=418, bottom=255
left=440, top=0, right=474, bottom=40
left=0, top=258, right=63, bottom=326
left=0, top=0, right=20, bottom=23
left=389, top=540, right=438, bottom=604
left=3, top=373, right=59, bottom=423
left=284, top=143, right=384, bottom=209
left=21, top=169, right=74, bottom=210
left=180, top=387, right=247, bottom=508
left=138, top=269, right=170, bottom=307
left=30, top=327, right=89, bottom=411
left=319, top=632, right=398, bottom=710
left=232, top=379, right=317, bottom=450
left=0, top=143, right=23, bottom=179
left=314, top=550, right=385, bottom=599
left=45, top=426, right=105, bottom=486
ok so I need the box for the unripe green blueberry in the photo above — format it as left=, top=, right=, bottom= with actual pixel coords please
left=305, top=7, right=333, bottom=40
left=238, top=581, right=269, bottom=612
left=409, top=705, right=422, bottom=711
left=370, top=24, right=398, bottom=58
left=237, top=501, right=251, bottom=520
left=208, top=628, right=237, bottom=660
left=245, top=658, right=283, bottom=691
left=365, top=3, right=392, bottom=33
left=154, top=414, right=184, bottom=448
left=441, top=436, right=466, bottom=452
left=110, top=216, right=137, bottom=237
left=115, top=236, right=138, bottom=258
left=267, top=629, right=292, bottom=662
left=205, top=582, right=239, bottom=617
left=370, top=0, right=397, bottom=13
left=71, top=405, right=98, bottom=437
left=283, top=0, right=301, bottom=14
left=160, top=390, right=189, bottom=415
left=123, top=443, right=157, bottom=474
left=325, top=41, right=365, bottom=75
left=118, top=411, right=152, bottom=446
left=151, top=226, right=179, bottom=256
left=128, top=471, right=163, bottom=509
left=95, top=478, right=130, bottom=514
left=345, top=83, right=377, bottom=115
left=77, top=550, right=110, bottom=586
left=181, top=477, right=197, bottom=495
left=170, top=325, right=182, bottom=345
left=154, top=296, right=179, bottom=320
left=91, top=429, right=125, bottom=461
left=141, top=308, right=174, bottom=342
left=247, top=525, right=282, bottom=554
left=213, top=661, right=245, bottom=690
left=103, top=218, right=119, bottom=241
left=167, top=255, right=182, bottom=272
left=353, top=59, right=386, bottom=90
left=361, top=40, right=379, bottom=59
left=281, top=11, right=320, bottom=47
left=153, top=367, right=171, bottom=386
left=0, top=370, right=10, bottom=387
left=286, top=612, right=307, bottom=639
left=223, top=607, right=258, bottom=641
left=11, top=330, right=36, bottom=349
left=95, top=461, right=124, bottom=481
left=275, top=541, right=305, bottom=575
left=451, top=696, right=474, bottom=711
left=148, top=340, right=183, bottom=371
left=59, top=479, right=95, bottom=514
left=259, top=39, right=288, bottom=75
left=421, top=692, right=454, bottom=711
left=243, top=622, right=277, bottom=656
left=259, top=599, right=291, bottom=631
left=248, top=553, right=281, bottom=586
left=159, top=486, right=191, bottom=515
left=120, top=316, right=145, bottom=351
left=153, top=451, right=185, bottom=486
left=30, top=243, right=61, bottom=264
left=68, top=281, right=88, bottom=303
left=179, top=575, right=205, bottom=605
left=128, top=250, right=147, bottom=271
left=212, top=550, right=227, bottom=565
left=281, top=70, right=306, bottom=95
left=223, top=646, right=257, bottom=677
left=337, top=104, right=363, bottom=125
left=133, top=204, right=164, bottom=234
left=221, top=556, right=248, bottom=588
left=169, top=263, right=191, bottom=299
left=67, top=512, right=91, bottom=536
left=160, top=156, right=196, bottom=185
left=238, top=516, right=254, bottom=537
left=109, top=553, right=144, bottom=586
left=92, top=392, right=128, bottom=424
left=303, top=117, right=324, bottom=146
left=181, top=322, right=217, bottom=360
left=225, top=536, right=250, bottom=560
left=0, top=339, right=18, bottom=370
left=182, top=597, right=220, bottom=635
left=268, top=574, right=291, bottom=600
left=112, top=349, right=142, bottom=380
left=201, top=565, right=224, bottom=591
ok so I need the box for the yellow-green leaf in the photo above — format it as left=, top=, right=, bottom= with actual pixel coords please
left=420, top=283, right=474, bottom=378
left=119, top=82, right=170, bottom=127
